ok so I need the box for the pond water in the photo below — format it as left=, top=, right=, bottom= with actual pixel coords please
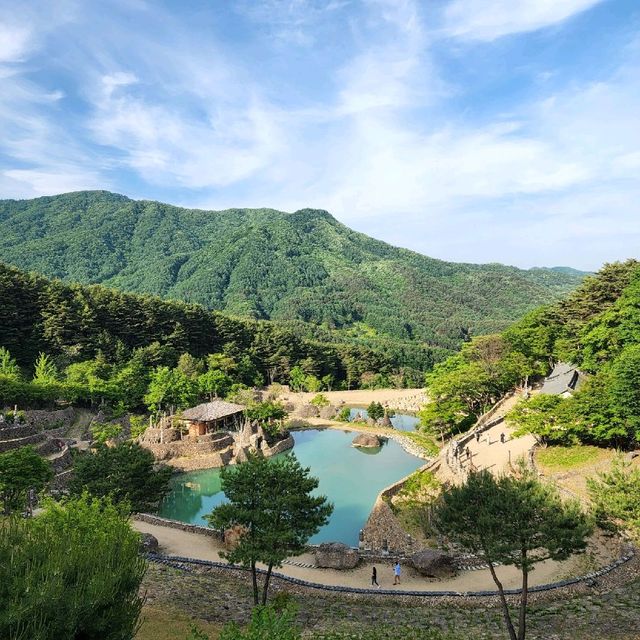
left=348, top=408, right=420, bottom=431
left=157, top=429, right=423, bottom=546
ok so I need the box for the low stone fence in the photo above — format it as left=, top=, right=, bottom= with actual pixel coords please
left=51, top=447, right=73, bottom=474
left=145, top=546, right=636, bottom=598
left=0, top=431, right=45, bottom=453
left=0, top=424, right=37, bottom=440
left=24, top=407, right=77, bottom=430
left=263, top=434, right=295, bottom=457
left=135, top=513, right=223, bottom=541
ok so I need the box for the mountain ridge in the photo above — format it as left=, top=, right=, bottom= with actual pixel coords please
left=0, top=190, right=586, bottom=350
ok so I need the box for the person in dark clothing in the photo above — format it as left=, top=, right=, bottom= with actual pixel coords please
left=371, top=566, right=379, bottom=587
left=500, top=433, right=506, bottom=443
left=475, top=432, right=480, bottom=442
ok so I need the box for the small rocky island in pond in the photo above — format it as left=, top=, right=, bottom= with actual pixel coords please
left=352, top=433, right=383, bottom=448
left=138, top=400, right=294, bottom=470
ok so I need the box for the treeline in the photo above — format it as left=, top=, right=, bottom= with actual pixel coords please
left=0, top=190, right=584, bottom=352
left=420, top=260, right=640, bottom=449
left=0, top=263, right=428, bottom=409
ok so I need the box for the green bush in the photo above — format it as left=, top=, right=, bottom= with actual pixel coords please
left=219, top=605, right=300, bottom=640
left=0, top=494, right=145, bottom=640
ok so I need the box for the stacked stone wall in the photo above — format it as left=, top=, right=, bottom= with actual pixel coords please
left=0, top=431, right=46, bottom=453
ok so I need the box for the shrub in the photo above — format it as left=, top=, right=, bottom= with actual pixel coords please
left=0, top=494, right=146, bottom=640
left=310, top=393, right=330, bottom=408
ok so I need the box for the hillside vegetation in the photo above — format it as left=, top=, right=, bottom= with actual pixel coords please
left=0, top=191, right=584, bottom=351
left=421, top=260, right=640, bottom=449
left=0, top=263, right=433, bottom=411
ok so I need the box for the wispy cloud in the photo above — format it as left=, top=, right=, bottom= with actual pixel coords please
left=0, top=0, right=637, bottom=269
left=442, top=0, right=605, bottom=41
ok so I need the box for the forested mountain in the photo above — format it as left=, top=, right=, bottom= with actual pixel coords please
left=0, top=191, right=585, bottom=351
left=0, top=262, right=433, bottom=401
left=420, top=260, right=640, bottom=449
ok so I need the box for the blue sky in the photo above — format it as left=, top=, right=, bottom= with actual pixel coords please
left=0, top=0, right=639, bottom=270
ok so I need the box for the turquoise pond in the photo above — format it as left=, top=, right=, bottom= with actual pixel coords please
left=157, top=428, right=423, bottom=546
left=347, top=408, right=420, bottom=431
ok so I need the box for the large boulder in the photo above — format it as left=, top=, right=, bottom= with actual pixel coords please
left=352, top=433, right=382, bottom=448
left=139, top=533, right=159, bottom=554
left=411, top=549, right=456, bottom=578
left=315, top=542, right=359, bottom=569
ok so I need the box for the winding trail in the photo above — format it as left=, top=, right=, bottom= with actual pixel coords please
left=133, top=518, right=591, bottom=593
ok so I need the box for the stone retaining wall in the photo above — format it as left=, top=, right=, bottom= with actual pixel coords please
left=50, top=448, right=73, bottom=474
left=0, top=431, right=45, bottom=453
left=135, top=513, right=223, bottom=540
left=24, top=407, right=77, bottom=430
left=0, top=424, right=37, bottom=440
left=145, top=546, right=636, bottom=599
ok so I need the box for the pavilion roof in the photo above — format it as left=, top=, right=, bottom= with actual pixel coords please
left=181, top=400, right=246, bottom=421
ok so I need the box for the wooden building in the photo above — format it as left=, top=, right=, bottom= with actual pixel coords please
left=181, top=400, right=246, bottom=437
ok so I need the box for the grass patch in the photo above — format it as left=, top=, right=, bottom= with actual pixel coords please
left=536, top=445, right=611, bottom=472
left=403, top=431, right=440, bottom=456
left=136, top=606, right=221, bottom=640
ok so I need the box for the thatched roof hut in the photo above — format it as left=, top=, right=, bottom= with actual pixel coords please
left=181, top=400, right=246, bottom=436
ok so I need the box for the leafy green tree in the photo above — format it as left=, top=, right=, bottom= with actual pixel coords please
left=177, top=352, right=204, bottom=378
left=207, top=454, right=333, bottom=605
left=245, top=401, right=288, bottom=424
left=0, top=446, right=53, bottom=515
left=310, top=393, right=330, bottom=408
left=304, top=375, right=322, bottom=392
left=0, top=493, right=145, bottom=640
left=506, top=395, right=570, bottom=444
left=69, top=442, right=172, bottom=512
left=608, top=344, right=640, bottom=443
left=366, top=401, right=385, bottom=422
left=145, top=366, right=198, bottom=412
left=90, top=421, right=123, bottom=444
left=129, top=414, right=149, bottom=439
left=0, top=346, right=21, bottom=379
left=198, top=369, right=233, bottom=400
left=336, top=406, right=351, bottom=422
left=33, top=352, right=58, bottom=384
left=289, top=366, right=306, bottom=392
left=219, top=605, right=300, bottom=640
left=435, top=468, right=592, bottom=640
left=587, top=455, right=640, bottom=541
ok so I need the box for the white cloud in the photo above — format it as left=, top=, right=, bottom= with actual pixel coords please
left=443, top=0, right=604, bottom=41
left=1, top=168, right=104, bottom=198
left=0, top=24, right=33, bottom=62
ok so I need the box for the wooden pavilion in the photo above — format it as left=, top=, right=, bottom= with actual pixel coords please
left=180, top=400, right=246, bottom=437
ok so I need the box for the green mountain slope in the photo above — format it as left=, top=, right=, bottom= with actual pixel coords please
left=0, top=190, right=585, bottom=350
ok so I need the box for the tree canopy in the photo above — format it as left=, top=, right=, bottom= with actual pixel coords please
left=435, top=468, right=592, bottom=640
left=422, top=261, right=640, bottom=449
left=207, top=454, right=333, bottom=605
left=0, top=446, right=52, bottom=515
left=69, top=441, right=172, bottom=512
left=0, top=494, right=145, bottom=640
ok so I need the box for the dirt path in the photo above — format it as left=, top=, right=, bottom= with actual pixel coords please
left=133, top=520, right=587, bottom=593
left=283, top=388, right=428, bottom=412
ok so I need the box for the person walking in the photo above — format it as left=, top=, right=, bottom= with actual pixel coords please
left=393, top=561, right=401, bottom=585
left=500, top=432, right=506, bottom=444
left=371, top=566, right=379, bottom=588
left=475, top=431, right=480, bottom=442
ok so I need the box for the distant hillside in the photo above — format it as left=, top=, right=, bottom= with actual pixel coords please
left=0, top=191, right=585, bottom=350
left=420, top=259, right=640, bottom=447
